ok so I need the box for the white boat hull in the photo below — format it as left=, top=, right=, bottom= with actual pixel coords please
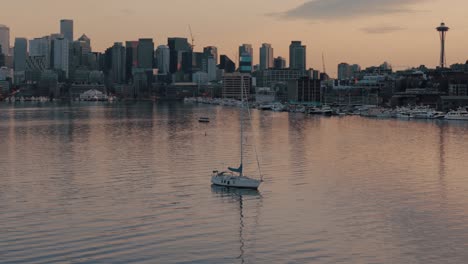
left=445, top=116, right=468, bottom=121
left=211, top=174, right=261, bottom=189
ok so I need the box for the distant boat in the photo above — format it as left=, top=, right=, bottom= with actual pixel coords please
left=199, top=117, right=210, bottom=123
left=445, top=107, right=468, bottom=121
left=211, top=78, right=263, bottom=190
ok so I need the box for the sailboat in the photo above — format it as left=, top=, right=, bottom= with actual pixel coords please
left=211, top=76, right=263, bottom=190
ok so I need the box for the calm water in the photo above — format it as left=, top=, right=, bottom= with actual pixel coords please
left=1, top=102, right=468, bottom=264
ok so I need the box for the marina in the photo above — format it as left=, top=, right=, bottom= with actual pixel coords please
left=184, top=97, right=468, bottom=121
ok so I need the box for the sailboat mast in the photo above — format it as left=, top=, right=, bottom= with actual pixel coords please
left=240, top=74, right=244, bottom=177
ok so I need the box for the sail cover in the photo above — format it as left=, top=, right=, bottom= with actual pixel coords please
left=228, top=164, right=243, bottom=174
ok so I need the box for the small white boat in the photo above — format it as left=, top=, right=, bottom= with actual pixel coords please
left=445, top=107, right=468, bottom=120
left=212, top=170, right=261, bottom=189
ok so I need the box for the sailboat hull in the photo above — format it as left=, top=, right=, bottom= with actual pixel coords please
left=211, top=174, right=261, bottom=189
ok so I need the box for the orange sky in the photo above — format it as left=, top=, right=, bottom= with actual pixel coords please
left=2, top=0, right=468, bottom=76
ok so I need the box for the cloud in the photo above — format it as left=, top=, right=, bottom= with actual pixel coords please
left=276, top=0, right=426, bottom=20
left=361, top=25, right=407, bottom=34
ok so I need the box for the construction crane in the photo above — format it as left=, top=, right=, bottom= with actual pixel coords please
left=322, top=52, right=327, bottom=74
left=188, top=25, right=195, bottom=51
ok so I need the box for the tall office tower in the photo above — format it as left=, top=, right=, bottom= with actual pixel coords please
left=219, top=55, right=235, bottom=73
left=155, top=45, right=170, bottom=74
left=289, top=41, right=306, bottom=70
left=338, top=63, right=351, bottom=80
left=14, top=38, right=28, bottom=71
left=168, top=37, right=191, bottom=73
left=207, top=56, right=217, bottom=81
left=29, top=36, right=51, bottom=68
left=259, top=43, right=274, bottom=70
left=49, top=33, right=64, bottom=69
left=350, top=64, right=361, bottom=78
left=436, top=22, right=450, bottom=68
left=274, top=56, right=286, bottom=69
left=52, top=37, right=69, bottom=78
left=0, top=25, right=10, bottom=56
left=203, top=46, right=218, bottom=64
left=239, top=44, right=253, bottom=72
left=239, top=52, right=253, bottom=73
left=137, top=38, right=154, bottom=69
left=111, top=42, right=126, bottom=84
left=78, top=34, right=91, bottom=53
left=125, top=41, right=138, bottom=83
left=60, top=19, right=74, bottom=42
left=0, top=46, right=5, bottom=67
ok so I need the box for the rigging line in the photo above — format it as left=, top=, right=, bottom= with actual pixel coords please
left=245, top=96, right=264, bottom=182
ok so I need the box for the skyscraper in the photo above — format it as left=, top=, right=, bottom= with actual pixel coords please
left=111, top=42, right=126, bottom=84
left=125, top=41, right=138, bottom=83
left=60, top=19, right=74, bottom=42
left=338, top=63, right=351, bottom=80
left=260, top=43, right=274, bottom=70
left=239, top=44, right=253, bottom=72
left=78, top=34, right=91, bottom=53
left=274, top=56, right=286, bottom=69
left=137, top=38, right=154, bottom=69
left=168, top=38, right=191, bottom=73
left=239, top=52, right=253, bottom=73
left=289, top=41, right=306, bottom=70
left=156, top=45, right=170, bottom=74
left=52, top=37, right=69, bottom=78
left=14, top=38, right=28, bottom=71
left=203, top=46, right=218, bottom=65
left=29, top=36, right=51, bottom=68
left=0, top=25, right=10, bottom=56
left=219, top=55, right=235, bottom=73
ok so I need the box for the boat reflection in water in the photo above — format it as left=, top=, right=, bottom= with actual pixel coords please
left=211, top=185, right=262, bottom=263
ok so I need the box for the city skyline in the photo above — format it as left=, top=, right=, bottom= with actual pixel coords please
left=2, top=0, right=468, bottom=76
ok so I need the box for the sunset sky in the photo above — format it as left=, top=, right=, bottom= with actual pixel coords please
left=3, top=0, right=468, bottom=76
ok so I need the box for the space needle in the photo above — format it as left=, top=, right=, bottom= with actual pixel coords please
left=436, top=22, right=449, bottom=68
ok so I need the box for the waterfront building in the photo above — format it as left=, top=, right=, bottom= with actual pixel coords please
left=289, top=41, right=306, bottom=70
left=288, top=77, right=321, bottom=103
left=60, top=19, right=74, bottom=42
left=39, top=70, right=59, bottom=97
left=274, top=56, right=286, bottom=69
left=222, top=72, right=251, bottom=99
left=259, top=43, right=274, bottom=70
left=219, top=55, right=235, bottom=73
left=137, top=38, right=154, bottom=69
left=52, top=37, right=69, bottom=78
left=256, top=68, right=307, bottom=88
left=155, top=45, right=170, bottom=74
left=14, top=38, right=28, bottom=72
left=0, top=25, right=10, bottom=56
left=111, top=42, right=126, bottom=84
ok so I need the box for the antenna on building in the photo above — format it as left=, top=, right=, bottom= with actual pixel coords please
left=322, top=52, right=327, bottom=74
left=188, top=25, right=195, bottom=51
